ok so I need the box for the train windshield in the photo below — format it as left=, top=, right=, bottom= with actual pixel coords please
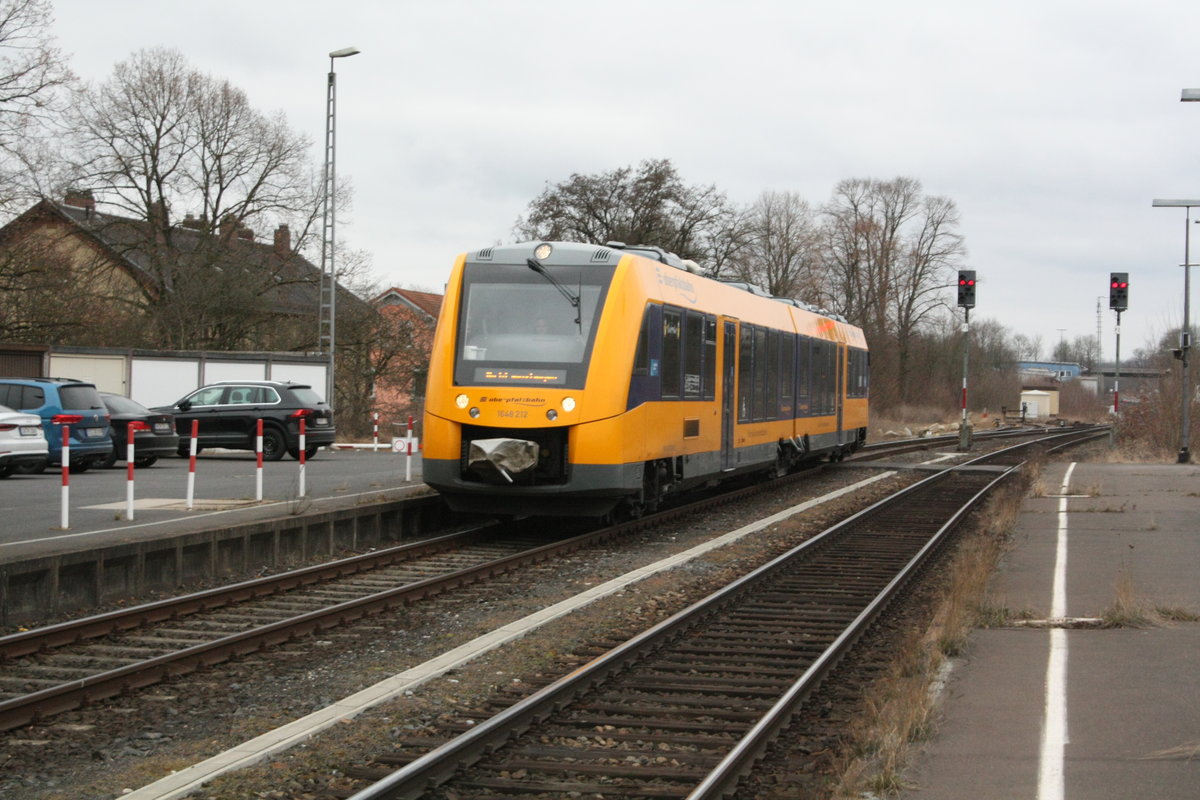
left=455, top=262, right=614, bottom=388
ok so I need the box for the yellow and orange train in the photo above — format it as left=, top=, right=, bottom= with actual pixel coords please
left=423, top=241, right=868, bottom=517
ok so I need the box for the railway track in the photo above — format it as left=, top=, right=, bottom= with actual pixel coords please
left=339, top=427, right=1105, bottom=800
left=0, top=425, right=1099, bottom=737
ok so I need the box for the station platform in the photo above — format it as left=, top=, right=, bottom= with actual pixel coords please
left=903, top=460, right=1200, bottom=799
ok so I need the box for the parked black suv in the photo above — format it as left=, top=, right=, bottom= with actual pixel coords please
left=158, top=380, right=335, bottom=461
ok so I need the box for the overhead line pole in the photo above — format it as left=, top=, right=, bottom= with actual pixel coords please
left=318, top=46, right=360, bottom=410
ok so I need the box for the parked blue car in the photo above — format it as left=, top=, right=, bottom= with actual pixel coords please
left=0, top=378, right=114, bottom=472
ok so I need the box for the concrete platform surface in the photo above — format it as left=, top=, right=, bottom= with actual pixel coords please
left=903, top=461, right=1200, bottom=800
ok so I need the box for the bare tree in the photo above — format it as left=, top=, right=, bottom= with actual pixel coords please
left=723, top=190, right=822, bottom=298
left=0, top=0, right=73, bottom=210
left=818, top=177, right=966, bottom=405
left=63, top=48, right=323, bottom=349
left=513, top=159, right=737, bottom=264
left=1011, top=333, right=1043, bottom=361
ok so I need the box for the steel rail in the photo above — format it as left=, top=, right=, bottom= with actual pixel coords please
left=0, top=525, right=501, bottom=660
left=1, top=426, right=1105, bottom=734
left=345, top=428, right=1103, bottom=800
left=0, top=440, right=865, bottom=732
left=689, top=427, right=1111, bottom=798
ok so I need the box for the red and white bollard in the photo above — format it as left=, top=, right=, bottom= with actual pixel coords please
left=372, top=411, right=380, bottom=452
left=186, top=419, right=199, bottom=510
left=60, top=426, right=70, bottom=529
left=404, top=416, right=416, bottom=482
left=126, top=420, right=148, bottom=520
left=255, top=418, right=264, bottom=501
left=298, top=418, right=307, bottom=498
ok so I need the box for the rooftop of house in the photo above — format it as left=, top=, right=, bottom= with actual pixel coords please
left=0, top=193, right=364, bottom=316
left=374, top=287, right=443, bottom=321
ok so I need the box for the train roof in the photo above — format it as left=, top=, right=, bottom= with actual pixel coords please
left=464, top=240, right=849, bottom=324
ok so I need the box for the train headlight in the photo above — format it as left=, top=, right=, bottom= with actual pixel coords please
left=455, top=394, right=469, bottom=409
left=546, top=409, right=558, bottom=421
left=469, top=407, right=481, bottom=418
left=534, top=243, right=553, bottom=260
left=562, top=397, right=576, bottom=412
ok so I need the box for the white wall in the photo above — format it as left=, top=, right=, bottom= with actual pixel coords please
left=128, top=356, right=326, bottom=407
left=50, top=354, right=127, bottom=394
left=203, top=361, right=267, bottom=384
left=131, top=358, right=202, bottom=407
left=269, top=363, right=328, bottom=399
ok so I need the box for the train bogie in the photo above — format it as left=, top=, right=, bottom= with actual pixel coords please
left=423, top=241, right=868, bottom=518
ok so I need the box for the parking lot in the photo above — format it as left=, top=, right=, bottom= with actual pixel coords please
left=0, top=447, right=425, bottom=557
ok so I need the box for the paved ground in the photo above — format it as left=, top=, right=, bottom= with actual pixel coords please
left=0, top=447, right=427, bottom=563
left=903, top=460, right=1200, bottom=800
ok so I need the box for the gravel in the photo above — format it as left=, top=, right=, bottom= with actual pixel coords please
left=1, top=465, right=928, bottom=800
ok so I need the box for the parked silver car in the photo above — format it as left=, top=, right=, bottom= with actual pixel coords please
left=0, top=403, right=49, bottom=477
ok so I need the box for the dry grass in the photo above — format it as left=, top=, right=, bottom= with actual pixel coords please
left=1103, top=567, right=1200, bottom=627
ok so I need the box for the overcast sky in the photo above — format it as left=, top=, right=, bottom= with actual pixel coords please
left=51, top=0, right=1200, bottom=360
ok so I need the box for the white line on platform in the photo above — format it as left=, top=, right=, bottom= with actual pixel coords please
left=1038, top=461, right=1076, bottom=800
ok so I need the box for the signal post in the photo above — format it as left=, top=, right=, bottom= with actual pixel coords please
left=957, top=270, right=977, bottom=451
left=1108, top=273, right=1128, bottom=416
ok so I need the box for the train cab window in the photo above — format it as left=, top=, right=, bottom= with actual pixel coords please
left=662, top=308, right=682, bottom=398
left=454, top=260, right=614, bottom=389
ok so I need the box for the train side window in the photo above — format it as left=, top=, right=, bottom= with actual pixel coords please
left=626, top=303, right=662, bottom=411
left=795, top=335, right=812, bottom=415
left=766, top=329, right=780, bottom=419
left=753, top=326, right=767, bottom=420
left=847, top=347, right=870, bottom=398
left=781, top=333, right=795, bottom=417
left=738, top=323, right=753, bottom=422
left=703, top=315, right=716, bottom=401
left=684, top=310, right=703, bottom=399
left=633, top=306, right=652, bottom=376
left=813, top=340, right=835, bottom=415
left=662, top=307, right=682, bottom=399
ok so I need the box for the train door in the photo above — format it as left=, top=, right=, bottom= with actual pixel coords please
left=836, top=344, right=846, bottom=444
left=721, top=320, right=737, bottom=470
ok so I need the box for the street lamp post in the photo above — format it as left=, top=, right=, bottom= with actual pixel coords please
left=319, top=46, right=361, bottom=409
left=1150, top=198, right=1196, bottom=463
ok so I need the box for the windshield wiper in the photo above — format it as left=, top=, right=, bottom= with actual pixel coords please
left=526, top=257, right=581, bottom=329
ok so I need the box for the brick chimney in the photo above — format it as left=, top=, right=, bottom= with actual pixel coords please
left=219, top=214, right=237, bottom=241
left=273, top=224, right=291, bottom=258
left=181, top=213, right=208, bottom=230
left=148, top=199, right=169, bottom=245
left=63, top=189, right=96, bottom=214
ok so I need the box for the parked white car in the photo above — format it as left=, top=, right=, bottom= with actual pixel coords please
left=0, top=403, right=49, bottom=478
